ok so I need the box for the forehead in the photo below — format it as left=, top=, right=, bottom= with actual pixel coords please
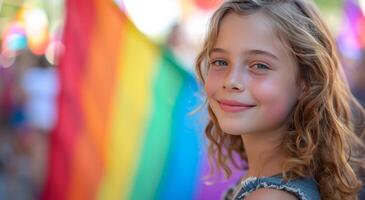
left=213, top=12, right=289, bottom=58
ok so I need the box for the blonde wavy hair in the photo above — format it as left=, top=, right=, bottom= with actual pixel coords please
left=195, top=0, right=365, bottom=199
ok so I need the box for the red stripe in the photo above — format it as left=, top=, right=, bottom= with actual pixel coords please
left=41, top=0, right=96, bottom=199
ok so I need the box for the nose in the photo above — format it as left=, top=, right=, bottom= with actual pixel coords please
left=223, top=66, right=245, bottom=92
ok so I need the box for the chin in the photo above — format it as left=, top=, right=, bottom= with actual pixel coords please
left=219, top=124, right=246, bottom=136
left=215, top=117, right=247, bottom=135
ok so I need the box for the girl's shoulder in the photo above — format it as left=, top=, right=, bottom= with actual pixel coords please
left=223, top=174, right=320, bottom=200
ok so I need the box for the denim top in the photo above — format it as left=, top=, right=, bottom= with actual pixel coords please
left=223, top=174, right=320, bottom=200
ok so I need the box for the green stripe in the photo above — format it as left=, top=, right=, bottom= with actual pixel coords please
left=129, top=48, right=184, bottom=200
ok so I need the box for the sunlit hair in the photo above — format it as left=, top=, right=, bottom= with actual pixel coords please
left=195, top=0, right=365, bottom=199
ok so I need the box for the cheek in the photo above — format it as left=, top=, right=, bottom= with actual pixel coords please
left=250, top=78, right=299, bottom=118
left=204, top=70, right=224, bottom=96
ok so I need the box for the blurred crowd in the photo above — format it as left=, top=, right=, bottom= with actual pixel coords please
left=0, top=49, right=58, bottom=199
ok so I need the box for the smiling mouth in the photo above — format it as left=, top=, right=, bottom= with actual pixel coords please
left=217, top=100, right=256, bottom=113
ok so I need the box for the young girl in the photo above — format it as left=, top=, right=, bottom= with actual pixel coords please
left=195, top=0, right=365, bottom=199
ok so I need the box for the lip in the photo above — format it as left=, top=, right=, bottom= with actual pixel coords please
left=218, top=99, right=256, bottom=113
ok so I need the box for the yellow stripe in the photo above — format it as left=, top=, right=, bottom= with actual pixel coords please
left=97, top=16, right=160, bottom=200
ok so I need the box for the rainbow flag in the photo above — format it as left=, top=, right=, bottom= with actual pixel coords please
left=42, top=0, right=241, bottom=199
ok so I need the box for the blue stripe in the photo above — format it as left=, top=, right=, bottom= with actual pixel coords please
left=155, top=59, right=205, bottom=200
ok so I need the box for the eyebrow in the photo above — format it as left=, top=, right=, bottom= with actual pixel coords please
left=210, top=48, right=280, bottom=61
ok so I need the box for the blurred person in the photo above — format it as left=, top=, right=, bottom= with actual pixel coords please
left=352, top=50, right=365, bottom=107
left=166, top=23, right=197, bottom=71
left=195, top=0, right=365, bottom=199
left=0, top=51, right=37, bottom=199
left=20, top=55, right=59, bottom=196
left=0, top=53, right=28, bottom=170
left=0, top=60, right=27, bottom=134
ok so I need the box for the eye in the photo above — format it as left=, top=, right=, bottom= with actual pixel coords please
left=250, top=63, right=270, bottom=71
left=210, top=59, right=228, bottom=67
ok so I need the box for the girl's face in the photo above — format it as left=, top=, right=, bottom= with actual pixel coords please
left=205, top=12, right=302, bottom=136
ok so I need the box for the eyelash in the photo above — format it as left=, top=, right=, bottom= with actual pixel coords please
left=210, top=59, right=271, bottom=71
left=210, top=59, right=228, bottom=68
left=250, top=63, right=270, bottom=71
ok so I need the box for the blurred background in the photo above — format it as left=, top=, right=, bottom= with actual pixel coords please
left=0, top=0, right=364, bottom=200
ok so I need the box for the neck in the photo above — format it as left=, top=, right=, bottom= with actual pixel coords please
left=241, top=127, right=288, bottom=179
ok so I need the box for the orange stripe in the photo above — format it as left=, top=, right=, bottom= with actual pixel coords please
left=67, top=1, right=124, bottom=199
left=97, top=8, right=161, bottom=200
